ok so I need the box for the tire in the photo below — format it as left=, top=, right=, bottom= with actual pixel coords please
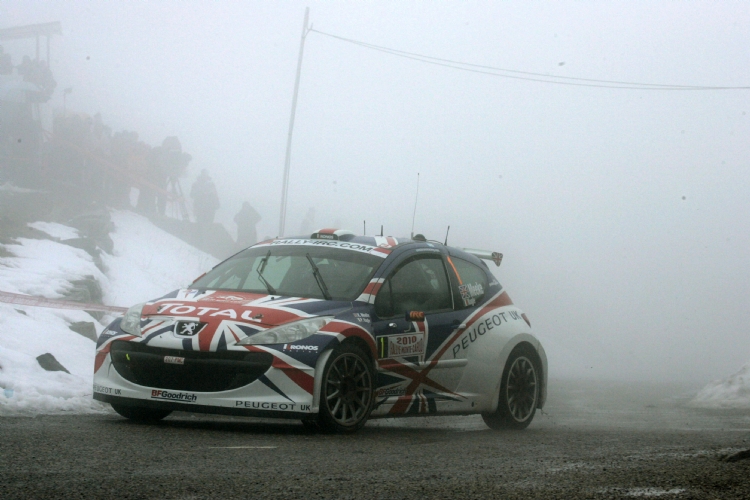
left=317, top=343, right=375, bottom=433
left=482, top=347, right=540, bottom=430
left=111, top=403, right=172, bottom=422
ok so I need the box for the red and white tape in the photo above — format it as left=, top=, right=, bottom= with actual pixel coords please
left=0, top=290, right=127, bottom=314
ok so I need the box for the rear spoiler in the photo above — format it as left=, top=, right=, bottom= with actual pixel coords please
left=461, top=248, right=503, bottom=267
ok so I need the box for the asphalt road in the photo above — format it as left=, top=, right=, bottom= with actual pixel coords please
left=2, top=379, right=750, bottom=499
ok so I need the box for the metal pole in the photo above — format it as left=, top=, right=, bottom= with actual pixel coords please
left=278, top=7, right=309, bottom=237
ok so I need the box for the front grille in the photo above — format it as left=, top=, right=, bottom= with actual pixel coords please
left=110, top=341, right=273, bottom=392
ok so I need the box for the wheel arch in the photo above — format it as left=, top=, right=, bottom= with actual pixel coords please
left=488, top=334, right=548, bottom=413
left=311, top=334, right=376, bottom=414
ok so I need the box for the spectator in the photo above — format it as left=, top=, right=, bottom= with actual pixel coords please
left=0, top=46, right=12, bottom=75
left=16, top=55, right=32, bottom=79
left=190, top=169, right=220, bottom=225
left=234, top=202, right=261, bottom=249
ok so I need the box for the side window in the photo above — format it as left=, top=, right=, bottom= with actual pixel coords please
left=374, top=256, right=452, bottom=318
left=449, top=257, right=489, bottom=308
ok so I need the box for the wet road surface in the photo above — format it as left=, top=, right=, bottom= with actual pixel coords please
left=2, top=379, right=749, bottom=499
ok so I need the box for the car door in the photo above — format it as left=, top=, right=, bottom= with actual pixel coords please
left=370, top=252, right=470, bottom=416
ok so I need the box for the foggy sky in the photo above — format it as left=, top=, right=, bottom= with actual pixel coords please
left=3, top=1, right=750, bottom=383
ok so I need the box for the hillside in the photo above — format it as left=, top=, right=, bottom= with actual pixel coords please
left=0, top=210, right=217, bottom=415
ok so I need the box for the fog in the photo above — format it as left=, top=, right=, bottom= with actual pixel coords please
left=3, top=1, right=749, bottom=384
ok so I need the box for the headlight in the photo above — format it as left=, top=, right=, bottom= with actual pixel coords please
left=120, top=303, right=145, bottom=336
left=237, top=317, right=333, bottom=345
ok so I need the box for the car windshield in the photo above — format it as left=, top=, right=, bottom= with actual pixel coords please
left=191, top=244, right=382, bottom=301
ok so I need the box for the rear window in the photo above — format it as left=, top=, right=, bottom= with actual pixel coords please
left=450, top=257, right=489, bottom=308
left=192, top=245, right=383, bottom=301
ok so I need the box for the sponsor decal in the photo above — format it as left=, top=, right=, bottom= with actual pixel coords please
left=379, top=333, right=426, bottom=358
left=353, top=312, right=371, bottom=324
left=452, top=309, right=524, bottom=358
left=235, top=401, right=310, bottom=411
left=458, top=283, right=484, bottom=307
left=164, top=356, right=185, bottom=365
left=207, top=294, right=246, bottom=302
left=93, top=384, right=121, bottom=395
left=151, top=389, right=197, bottom=403
left=282, top=344, right=319, bottom=352
left=175, top=320, right=206, bottom=337
left=266, top=238, right=378, bottom=254
left=160, top=305, right=262, bottom=323
left=376, top=387, right=406, bottom=397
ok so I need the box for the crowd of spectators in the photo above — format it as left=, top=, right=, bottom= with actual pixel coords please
left=0, top=46, right=262, bottom=248
left=50, top=113, right=195, bottom=217
left=0, top=47, right=56, bottom=102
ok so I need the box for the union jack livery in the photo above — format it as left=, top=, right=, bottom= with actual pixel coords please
left=93, top=231, right=547, bottom=433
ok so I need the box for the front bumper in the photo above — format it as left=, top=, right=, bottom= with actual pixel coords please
left=93, top=342, right=317, bottom=417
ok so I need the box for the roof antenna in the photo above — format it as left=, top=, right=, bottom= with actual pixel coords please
left=363, top=220, right=366, bottom=235
left=444, top=226, right=450, bottom=246
left=380, top=225, right=383, bottom=236
left=410, top=172, right=420, bottom=238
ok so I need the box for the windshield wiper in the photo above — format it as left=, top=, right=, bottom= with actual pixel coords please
left=256, top=250, right=277, bottom=295
left=306, top=253, right=332, bottom=301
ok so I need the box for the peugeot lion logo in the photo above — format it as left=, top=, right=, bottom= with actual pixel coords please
left=175, top=321, right=205, bottom=337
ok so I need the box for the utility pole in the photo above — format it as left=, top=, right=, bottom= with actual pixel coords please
left=278, top=7, right=310, bottom=237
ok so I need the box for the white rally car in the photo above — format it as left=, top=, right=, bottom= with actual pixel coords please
left=94, top=230, right=547, bottom=433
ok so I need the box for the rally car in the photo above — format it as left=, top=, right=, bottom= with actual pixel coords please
left=93, top=230, right=547, bottom=433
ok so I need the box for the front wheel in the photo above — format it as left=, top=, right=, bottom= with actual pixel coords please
left=482, top=348, right=539, bottom=430
left=111, top=403, right=172, bottom=422
left=317, top=343, right=375, bottom=433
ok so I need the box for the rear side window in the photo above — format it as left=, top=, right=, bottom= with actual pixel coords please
left=449, top=257, right=489, bottom=308
left=375, top=256, right=453, bottom=318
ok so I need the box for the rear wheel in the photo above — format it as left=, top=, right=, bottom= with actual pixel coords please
left=317, top=343, right=374, bottom=433
left=111, top=403, right=172, bottom=422
left=482, top=347, right=539, bottom=430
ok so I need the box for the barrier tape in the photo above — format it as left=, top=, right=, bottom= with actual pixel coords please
left=0, top=290, right=127, bottom=314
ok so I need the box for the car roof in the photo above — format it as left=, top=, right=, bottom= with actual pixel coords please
left=276, top=232, right=489, bottom=267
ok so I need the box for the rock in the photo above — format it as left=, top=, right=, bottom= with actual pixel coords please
left=68, top=321, right=97, bottom=342
left=36, top=353, right=70, bottom=374
left=60, top=237, right=104, bottom=270
left=63, top=276, right=104, bottom=320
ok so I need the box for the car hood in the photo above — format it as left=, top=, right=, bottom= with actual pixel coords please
left=141, top=289, right=353, bottom=330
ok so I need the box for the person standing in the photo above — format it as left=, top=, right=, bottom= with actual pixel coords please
left=234, top=202, right=261, bottom=249
left=190, top=169, right=220, bottom=225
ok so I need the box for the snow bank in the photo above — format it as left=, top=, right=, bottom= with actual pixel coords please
left=691, top=362, right=750, bottom=409
left=0, top=237, right=106, bottom=298
left=0, top=210, right=218, bottom=415
left=28, top=221, right=80, bottom=241
left=103, top=210, right=218, bottom=307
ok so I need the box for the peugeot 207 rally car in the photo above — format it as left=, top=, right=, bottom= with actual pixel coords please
left=94, top=230, right=547, bottom=433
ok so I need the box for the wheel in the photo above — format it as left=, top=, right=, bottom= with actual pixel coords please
left=482, top=347, right=539, bottom=430
left=111, top=403, right=172, bottom=422
left=317, top=343, right=375, bottom=433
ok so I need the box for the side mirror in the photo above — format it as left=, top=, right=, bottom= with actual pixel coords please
left=405, top=310, right=425, bottom=321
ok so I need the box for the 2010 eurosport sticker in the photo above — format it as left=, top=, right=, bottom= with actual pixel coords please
left=379, top=333, right=426, bottom=358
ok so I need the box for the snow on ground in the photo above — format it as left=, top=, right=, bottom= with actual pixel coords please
left=27, top=221, right=80, bottom=241
left=691, top=361, right=750, bottom=409
left=0, top=237, right=106, bottom=298
left=103, top=210, right=218, bottom=307
left=0, top=210, right=218, bottom=416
